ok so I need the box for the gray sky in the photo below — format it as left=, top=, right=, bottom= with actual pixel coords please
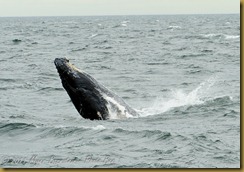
left=0, top=0, right=240, bottom=17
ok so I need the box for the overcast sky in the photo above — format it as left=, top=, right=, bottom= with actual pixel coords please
left=0, top=0, right=240, bottom=17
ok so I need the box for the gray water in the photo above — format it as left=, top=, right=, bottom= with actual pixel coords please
left=0, top=14, right=240, bottom=168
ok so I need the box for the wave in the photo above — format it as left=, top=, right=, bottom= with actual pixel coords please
left=88, top=33, right=105, bottom=39
left=0, top=122, right=36, bottom=132
left=38, top=87, right=63, bottom=92
left=121, top=20, right=130, bottom=24
left=201, top=34, right=239, bottom=40
left=113, top=128, right=171, bottom=140
left=0, top=121, right=106, bottom=136
left=185, top=34, right=239, bottom=40
left=89, top=34, right=99, bottom=38
left=201, top=49, right=213, bottom=53
left=112, top=21, right=129, bottom=28
left=180, top=53, right=206, bottom=58
left=146, top=62, right=170, bottom=66
left=121, top=23, right=127, bottom=27
left=49, top=124, right=106, bottom=131
left=37, top=124, right=106, bottom=138
left=92, top=125, right=106, bottom=130
left=121, top=21, right=129, bottom=27
left=202, top=33, right=222, bottom=38
left=71, top=47, right=87, bottom=52
left=225, top=35, right=240, bottom=39
left=0, top=78, right=19, bottom=82
left=12, top=39, right=22, bottom=43
left=167, top=25, right=181, bottom=30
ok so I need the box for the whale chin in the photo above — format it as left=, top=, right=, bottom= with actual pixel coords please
left=54, top=58, right=139, bottom=120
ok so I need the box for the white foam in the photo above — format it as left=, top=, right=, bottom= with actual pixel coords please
left=139, top=76, right=217, bottom=117
left=201, top=33, right=239, bottom=40
left=89, top=34, right=98, bottom=38
left=121, top=20, right=130, bottom=24
left=224, top=35, right=239, bottom=39
left=202, top=33, right=219, bottom=38
left=121, top=23, right=127, bottom=27
left=167, top=25, right=181, bottom=29
left=92, top=125, right=106, bottom=130
left=52, top=124, right=106, bottom=131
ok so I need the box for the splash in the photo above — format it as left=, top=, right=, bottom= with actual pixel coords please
left=139, top=76, right=217, bottom=117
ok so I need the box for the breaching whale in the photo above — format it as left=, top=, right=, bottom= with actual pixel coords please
left=54, top=58, right=139, bottom=120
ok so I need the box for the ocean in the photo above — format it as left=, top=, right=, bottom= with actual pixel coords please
left=0, top=14, right=240, bottom=168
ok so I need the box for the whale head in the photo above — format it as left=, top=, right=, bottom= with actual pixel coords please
left=54, top=58, right=109, bottom=120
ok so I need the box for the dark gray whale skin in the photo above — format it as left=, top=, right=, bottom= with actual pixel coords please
left=54, top=58, right=139, bottom=120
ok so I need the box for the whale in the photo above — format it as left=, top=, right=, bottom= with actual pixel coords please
left=54, top=58, right=139, bottom=120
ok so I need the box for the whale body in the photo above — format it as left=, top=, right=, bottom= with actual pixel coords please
left=54, top=58, right=139, bottom=120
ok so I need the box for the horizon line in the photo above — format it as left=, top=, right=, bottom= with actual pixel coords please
left=0, top=12, right=240, bottom=18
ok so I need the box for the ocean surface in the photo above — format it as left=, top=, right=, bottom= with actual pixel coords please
left=0, top=14, right=240, bottom=168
